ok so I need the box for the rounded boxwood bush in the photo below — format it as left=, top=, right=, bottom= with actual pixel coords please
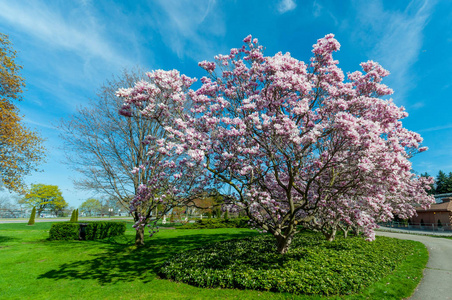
left=159, top=232, right=415, bottom=296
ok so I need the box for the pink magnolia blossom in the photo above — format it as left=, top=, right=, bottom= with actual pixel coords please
left=118, top=34, right=434, bottom=253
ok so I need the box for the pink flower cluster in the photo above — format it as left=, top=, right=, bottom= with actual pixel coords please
left=118, top=34, right=434, bottom=246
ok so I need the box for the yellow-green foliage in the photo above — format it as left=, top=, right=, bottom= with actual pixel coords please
left=23, top=184, right=68, bottom=215
left=27, top=206, right=36, bottom=225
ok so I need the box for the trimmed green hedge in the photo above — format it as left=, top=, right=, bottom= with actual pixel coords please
left=179, top=217, right=250, bottom=229
left=49, top=223, right=80, bottom=240
left=84, top=221, right=126, bottom=240
left=160, top=232, right=416, bottom=296
left=49, top=221, right=126, bottom=240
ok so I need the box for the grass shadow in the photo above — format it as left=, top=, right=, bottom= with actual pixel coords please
left=0, top=235, right=17, bottom=244
left=37, top=230, right=255, bottom=285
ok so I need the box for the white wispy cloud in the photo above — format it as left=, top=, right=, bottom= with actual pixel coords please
left=0, top=1, right=132, bottom=70
left=277, top=0, right=297, bottom=14
left=352, top=0, right=435, bottom=104
left=151, top=0, right=225, bottom=62
left=418, top=124, right=452, bottom=133
left=312, top=0, right=322, bottom=17
left=311, top=0, right=338, bottom=25
left=23, top=118, right=57, bottom=130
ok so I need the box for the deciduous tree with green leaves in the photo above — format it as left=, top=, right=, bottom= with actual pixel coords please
left=79, top=198, right=102, bottom=216
left=23, top=184, right=68, bottom=217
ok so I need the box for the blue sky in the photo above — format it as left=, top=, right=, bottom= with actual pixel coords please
left=0, top=0, right=451, bottom=208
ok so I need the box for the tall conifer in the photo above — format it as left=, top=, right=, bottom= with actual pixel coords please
left=27, top=206, right=36, bottom=225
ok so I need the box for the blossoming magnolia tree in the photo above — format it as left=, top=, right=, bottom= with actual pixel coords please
left=118, top=76, right=208, bottom=244
left=118, top=34, right=434, bottom=254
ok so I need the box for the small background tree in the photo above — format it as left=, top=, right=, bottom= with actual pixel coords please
left=69, top=209, right=76, bottom=222
left=27, top=206, right=36, bottom=225
left=79, top=198, right=102, bottom=216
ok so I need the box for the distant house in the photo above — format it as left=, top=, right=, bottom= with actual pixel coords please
left=410, top=197, right=452, bottom=229
left=434, top=192, right=452, bottom=203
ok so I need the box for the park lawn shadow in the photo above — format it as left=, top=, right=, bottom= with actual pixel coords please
left=37, top=231, right=255, bottom=285
left=0, top=235, right=17, bottom=244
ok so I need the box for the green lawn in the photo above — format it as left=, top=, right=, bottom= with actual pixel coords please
left=0, top=222, right=427, bottom=299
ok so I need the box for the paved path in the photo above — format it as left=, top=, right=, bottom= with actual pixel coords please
left=376, top=231, right=452, bottom=300
left=0, top=217, right=133, bottom=224
left=379, top=226, right=452, bottom=236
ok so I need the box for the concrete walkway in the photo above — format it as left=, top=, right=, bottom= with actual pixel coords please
left=376, top=231, right=452, bottom=300
left=378, top=226, right=452, bottom=236
left=0, top=217, right=133, bottom=224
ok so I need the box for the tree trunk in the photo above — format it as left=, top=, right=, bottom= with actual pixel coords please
left=352, top=227, right=360, bottom=237
left=135, top=226, right=144, bottom=246
left=323, top=226, right=337, bottom=242
left=275, top=234, right=293, bottom=254
left=339, top=224, right=349, bottom=238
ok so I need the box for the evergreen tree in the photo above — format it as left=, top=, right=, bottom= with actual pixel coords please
left=446, top=172, right=452, bottom=193
left=438, top=219, right=443, bottom=228
left=69, top=209, right=76, bottom=222
left=27, top=206, right=36, bottom=225
left=75, top=209, right=79, bottom=222
left=436, top=171, right=449, bottom=194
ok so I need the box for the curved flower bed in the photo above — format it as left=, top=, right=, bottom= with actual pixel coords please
left=159, top=232, right=415, bottom=296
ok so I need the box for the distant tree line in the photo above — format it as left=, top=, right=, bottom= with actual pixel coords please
left=421, top=171, right=452, bottom=195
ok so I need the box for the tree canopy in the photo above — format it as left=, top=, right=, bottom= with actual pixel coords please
left=426, top=170, right=452, bottom=195
left=118, top=34, right=434, bottom=253
left=0, top=33, right=45, bottom=193
left=23, top=184, right=67, bottom=216
left=79, top=198, right=102, bottom=216
left=59, top=68, right=203, bottom=246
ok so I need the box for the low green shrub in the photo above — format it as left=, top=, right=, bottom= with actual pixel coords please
left=160, top=232, right=415, bottom=296
left=179, top=217, right=249, bottom=229
left=49, top=221, right=126, bottom=240
left=49, top=223, right=80, bottom=240
left=84, top=221, right=126, bottom=240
